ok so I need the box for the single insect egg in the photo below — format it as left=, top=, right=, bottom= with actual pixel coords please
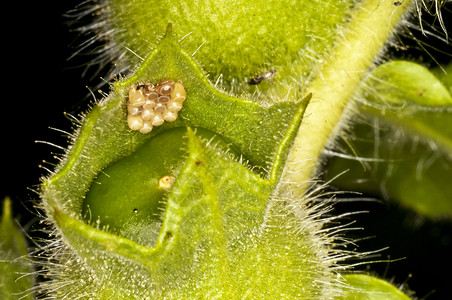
left=156, top=79, right=175, bottom=96
left=163, top=110, right=178, bottom=122
left=170, top=82, right=186, bottom=103
left=154, top=102, right=167, bottom=113
left=127, top=115, right=144, bottom=131
left=128, top=85, right=146, bottom=107
left=167, top=100, right=183, bottom=112
left=146, top=91, right=159, bottom=102
left=159, top=175, right=175, bottom=191
left=127, top=105, right=143, bottom=116
left=138, top=83, right=155, bottom=96
left=157, top=95, right=170, bottom=104
left=141, top=108, right=156, bottom=121
left=143, top=99, right=157, bottom=109
left=151, top=113, right=164, bottom=126
left=139, top=121, right=153, bottom=134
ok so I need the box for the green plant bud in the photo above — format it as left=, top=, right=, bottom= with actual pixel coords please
left=39, top=26, right=318, bottom=298
left=37, top=0, right=423, bottom=297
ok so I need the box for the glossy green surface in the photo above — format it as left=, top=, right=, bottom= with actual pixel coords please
left=341, top=274, right=411, bottom=300
left=83, top=127, right=236, bottom=246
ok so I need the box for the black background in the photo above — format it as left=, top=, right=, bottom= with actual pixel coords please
left=1, top=1, right=451, bottom=299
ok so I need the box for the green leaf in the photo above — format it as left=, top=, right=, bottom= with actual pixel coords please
left=0, top=197, right=33, bottom=300
left=340, top=274, right=411, bottom=300
left=42, top=26, right=303, bottom=216
left=50, top=128, right=331, bottom=298
left=326, top=60, right=452, bottom=218
left=432, top=62, right=452, bottom=93
left=368, top=60, right=452, bottom=106
left=363, top=61, right=452, bottom=152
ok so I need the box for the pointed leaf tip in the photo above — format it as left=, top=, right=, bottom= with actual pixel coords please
left=0, top=197, right=33, bottom=300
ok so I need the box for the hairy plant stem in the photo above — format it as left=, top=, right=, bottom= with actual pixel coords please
left=284, top=0, right=414, bottom=193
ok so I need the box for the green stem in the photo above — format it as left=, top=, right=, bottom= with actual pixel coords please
left=284, top=0, right=414, bottom=192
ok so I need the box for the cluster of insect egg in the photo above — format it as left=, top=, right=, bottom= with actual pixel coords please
left=127, top=79, right=186, bottom=134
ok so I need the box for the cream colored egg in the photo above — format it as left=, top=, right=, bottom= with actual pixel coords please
left=167, top=100, right=183, bottom=112
left=163, top=110, right=178, bottom=122
left=127, top=104, right=143, bottom=116
left=154, top=102, right=166, bottom=113
left=141, top=108, right=156, bottom=121
left=139, top=121, right=153, bottom=134
left=127, top=115, right=143, bottom=131
left=157, top=95, right=170, bottom=104
left=151, top=113, right=164, bottom=126
left=146, top=91, right=159, bottom=101
left=126, top=80, right=186, bottom=133
left=143, top=99, right=156, bottom=109
left=128, top=85, right=146, bottom=107
left=170, top=82, right=186, bottom=103
left=159, top=175, right=175, bottom=190
left=156, top=79, right=175, bottom=96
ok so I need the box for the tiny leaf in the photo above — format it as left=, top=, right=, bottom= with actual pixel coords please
left=341, top=274, right=411, bottom=300
left=0, top=197, right=33, bottom=300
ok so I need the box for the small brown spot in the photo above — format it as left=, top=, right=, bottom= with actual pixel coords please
left=164, top=231, right=173, bottom=240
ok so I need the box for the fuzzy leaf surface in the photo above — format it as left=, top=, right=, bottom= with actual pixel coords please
left=106, top=0, right=355, bottom=96
left=42, top=27, right=301, bottom=217
left=50, top=128, right=332, bottom=298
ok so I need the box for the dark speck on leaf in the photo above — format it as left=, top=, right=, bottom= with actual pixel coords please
left=248, top=70, right=276, bottom=85
left=165, top=231, right=173, bottom=240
